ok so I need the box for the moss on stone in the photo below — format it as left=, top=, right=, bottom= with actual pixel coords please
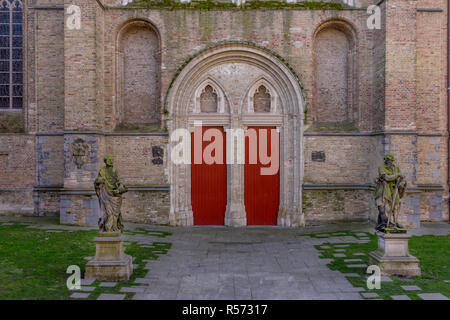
left=0, top=111, right=24, bottom=133
left=126, top=0, right=343, bottom=10
left=114, top=122, right=161, bottom=132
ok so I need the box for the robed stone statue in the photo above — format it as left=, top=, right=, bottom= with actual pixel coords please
left=94, top=155, right=128, bottom=232
left=374, top=154, right=407, bottom=232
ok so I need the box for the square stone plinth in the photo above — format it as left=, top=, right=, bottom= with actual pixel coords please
left=85, top=233, right=133, bottom=281
left=368, top=232, right=420, bottom=277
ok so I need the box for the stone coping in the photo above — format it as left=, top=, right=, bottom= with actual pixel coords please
left=376, top=231, right=411, bottom=239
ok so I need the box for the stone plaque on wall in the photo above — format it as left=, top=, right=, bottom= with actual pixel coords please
left=152, top=146, right=164, bottom=165
left=311, top=151, right=325, bottom=162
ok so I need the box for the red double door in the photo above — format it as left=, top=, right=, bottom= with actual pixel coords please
left=191, top=126, right=279, bottom=225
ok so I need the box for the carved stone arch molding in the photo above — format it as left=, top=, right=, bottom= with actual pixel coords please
left=166, top=43, right=305, bottom=227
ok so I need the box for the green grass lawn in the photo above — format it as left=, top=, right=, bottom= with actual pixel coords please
left=0, top=223, right=171, bottom=300
left=313, top=231, right=450, bottom=300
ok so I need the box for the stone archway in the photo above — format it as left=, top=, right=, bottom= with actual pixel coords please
left=166, top=43, right=305, bottom=227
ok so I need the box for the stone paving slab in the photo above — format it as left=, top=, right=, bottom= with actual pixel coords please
left=391, top=295, right=411, bottom=300
left=344, top=259, right=362, bottom=262
left=401, top=285, right=421, bottom=291
left=97, top=294, right=126, bottom=300
left=361, top=292, right=379, bottom=298
left=132, top=293, right=159, bottom=300
left=417, top=293, right=449, bottom=300
left=70, top=293, right=90, bottom=299
left=99, top=282, right=117, bottom=287
left=78, top=286, right=96, bottom=292
left=333, top=253, right=346, bottom=258
left=355, top=233, right=369, bottom=237
left=347, top=264, right=367, bottom=268
left=80, top=279, right=95, bottom=285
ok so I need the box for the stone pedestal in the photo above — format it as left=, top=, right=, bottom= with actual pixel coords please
left=368, top=232, right=421, bottom=276
left=85, top=232, right=133, bottom=281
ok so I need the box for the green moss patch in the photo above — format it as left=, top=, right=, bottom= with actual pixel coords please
left=0, top=111, right=24, bottom=133
left=126, top=0, right=343, bottom=10
left=114, top=122, right=161, bottom=132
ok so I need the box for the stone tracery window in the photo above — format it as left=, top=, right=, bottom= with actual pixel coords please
left=193, top=80, right=226, bottom=114
left=253, top=85, right=271, bottom=112
left=0, top=0, right=22, bottom=109
left=246, top=79, right=278, bottom=114
left=200, top=85, right=218, bottom=113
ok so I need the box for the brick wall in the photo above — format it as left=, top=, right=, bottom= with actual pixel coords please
left=0, top=1, right=448, bottom=226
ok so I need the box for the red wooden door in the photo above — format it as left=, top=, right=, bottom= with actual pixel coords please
left=191, top=126, right=227, bottom=225
left=245, top=127, right=280, bottom=225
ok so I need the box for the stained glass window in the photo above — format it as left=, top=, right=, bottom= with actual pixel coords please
left=0, top=0, right=22, bottom=109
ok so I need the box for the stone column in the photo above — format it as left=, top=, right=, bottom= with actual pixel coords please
left=225, top=120, right=247, bottom=226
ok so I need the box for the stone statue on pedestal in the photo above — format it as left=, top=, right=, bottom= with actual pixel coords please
left=369, top=155, right=420, bottom=276
left=374, top=154, right=407, bottom=232
left=94, top=155, right=128, bottom=233
left=86, top=154, right=133, bottom=281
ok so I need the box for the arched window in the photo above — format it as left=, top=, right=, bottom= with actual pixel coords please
left=0, top=0, right=22, bottom=109
left=200, top=85, right=218, bottom=113
left=253, top=85, right=271, bottom=112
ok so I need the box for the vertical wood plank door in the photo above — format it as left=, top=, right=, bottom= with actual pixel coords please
left=191, top=126, right=227, bottom=225
left=245, top=127, right=280, bottom=225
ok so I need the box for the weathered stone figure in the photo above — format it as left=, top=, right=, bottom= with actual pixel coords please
left=374, top=154, right=407, bottom=231
left=94, top=155, right=128, bottom=232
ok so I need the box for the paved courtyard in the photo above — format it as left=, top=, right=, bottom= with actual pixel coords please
left=129, top=225, right=373, bottom=300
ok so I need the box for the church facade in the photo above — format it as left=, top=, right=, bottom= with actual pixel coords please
left=0, top=0, right=448, bottom=228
